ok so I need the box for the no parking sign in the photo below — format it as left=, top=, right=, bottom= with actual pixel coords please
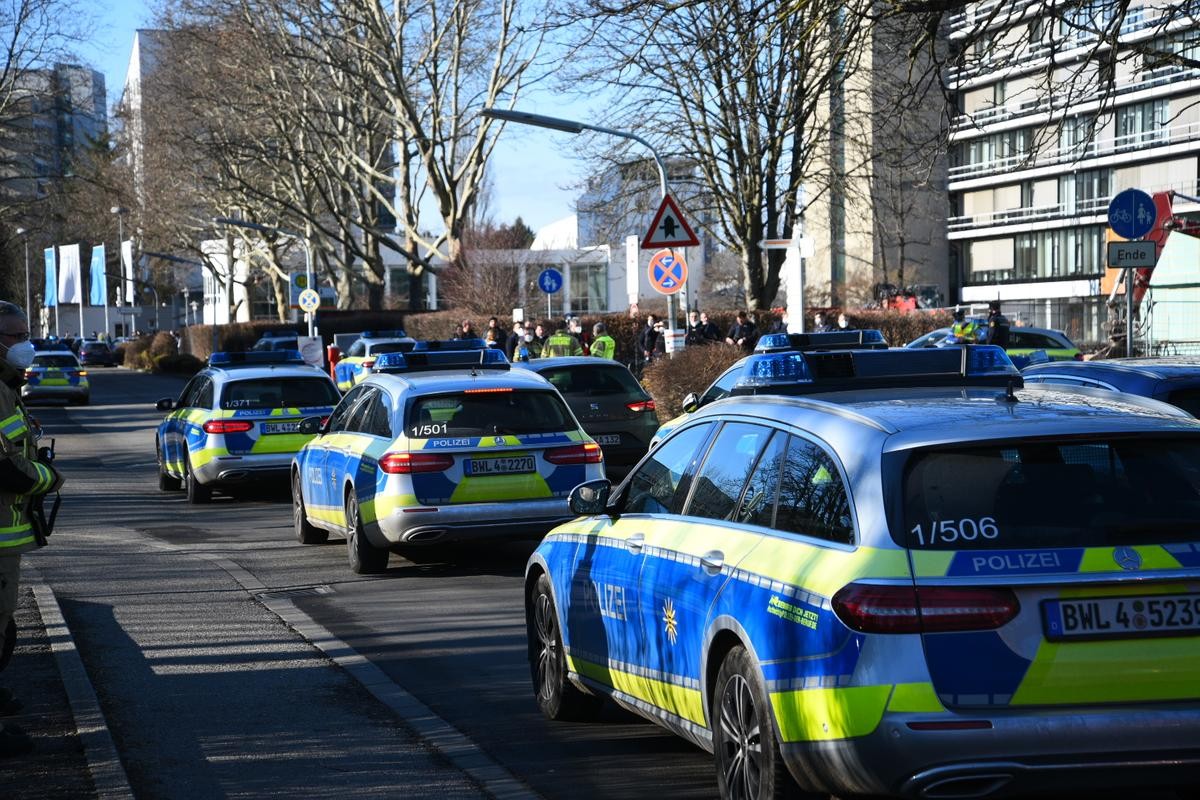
left=647, top=249, right=687, bottom=295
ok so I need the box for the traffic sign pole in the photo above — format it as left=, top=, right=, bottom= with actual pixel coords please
left=1107, top=188, right=1157, bottom=357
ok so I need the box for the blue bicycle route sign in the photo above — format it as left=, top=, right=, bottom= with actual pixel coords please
left=537, top=268, right=563, bottom=294
left=1107, top=188, right=1157, bottom=240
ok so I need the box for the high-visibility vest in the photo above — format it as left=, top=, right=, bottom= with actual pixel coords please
left=0, top=389, right=57, bottom=553
left=591, top=335, right=616, bottom=360
left=952, top=320, right=979, bottom=343
left=543, top=332, right=582, bottom=357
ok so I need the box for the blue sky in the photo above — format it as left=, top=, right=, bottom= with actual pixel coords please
left=78, top=0, right=579, bottom=234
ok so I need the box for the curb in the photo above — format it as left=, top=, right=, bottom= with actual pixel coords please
left=25, top=564, right=134, bottom=800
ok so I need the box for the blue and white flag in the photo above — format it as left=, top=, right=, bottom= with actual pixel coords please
left=43, top=248, right=56, bottom=307
left=58, top=244, right=82, bottom=304
left=89, top=244, right=107, bottom=306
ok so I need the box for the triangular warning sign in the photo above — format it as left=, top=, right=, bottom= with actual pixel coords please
left=642, top=194, right=700, bottom=249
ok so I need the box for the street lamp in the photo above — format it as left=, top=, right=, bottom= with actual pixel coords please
left=14, top=227, right=30, bottom=326
left=111, top=206, right=128, bottom=304
left=213, top=217, right=315, bottom=337
left=143, top=251, right=204, bottom=332
left=481, top=107, right=683, bottom=329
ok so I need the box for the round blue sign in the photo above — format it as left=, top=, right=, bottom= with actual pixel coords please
left=537, top=268, right=563, bottom=294
left=1107, top=188, right=1157, bottom=240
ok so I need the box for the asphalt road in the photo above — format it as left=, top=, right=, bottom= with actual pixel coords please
left=26, top=367, right=715, bottom=799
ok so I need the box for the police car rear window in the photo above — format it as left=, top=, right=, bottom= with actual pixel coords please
left=407, top=390, right=574, bottom=438
left=35, top=355, right=78, bottom=368
left=899, top=437, right=1200, bottom=550
left=219, top=378, right=339, bottom=409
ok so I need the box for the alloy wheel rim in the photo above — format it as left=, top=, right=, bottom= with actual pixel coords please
left=293, top=476, right=303, bottom=528
left=534, top=592, right=559, bottom=700
left=719, top=674, right=763, bottom=800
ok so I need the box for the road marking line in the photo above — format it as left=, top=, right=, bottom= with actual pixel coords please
left=196, top=552, right=541, bottom=800
left=26, top=564, right=135, bottom=800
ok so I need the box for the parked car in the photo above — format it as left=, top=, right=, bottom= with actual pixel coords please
left=906, top=324, right=1082, bottom=368
left=251, top=331, right=300, bottom=352
left=77, top=339, right=118, bottom=367
left=22, top=351, right=89, bottom=405
left=515, top=356, right=658, bottom=478
left=1024, top=356, right=1200, bottom=416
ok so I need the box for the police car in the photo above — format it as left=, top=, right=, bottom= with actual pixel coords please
left=1024, top=356, right=1200, bottom=418
left=22, top=351, right=90, bottom=405
left=651, top=330, right=889, bottom=446
left=291, top=340, right=605, bottom=574
left=155, top=351, right=340, bottom=503
left=332, top=330, right=417, bottom=392
left=526, top=344, right=1200, bottom=799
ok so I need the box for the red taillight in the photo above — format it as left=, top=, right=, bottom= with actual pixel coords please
left=202, top=419, right=255, bottom=434
left=831, top=583, right=1019, bottom=634
left=464, top=387, right=514, bottom=394
left=362, top=359, right=376, bottom=368
left=545, top=442, right=604, bottom=465
left=23, top=369, right=34, bottom=378
left=626, top=399, right=656, bottom=413
left=379, top=451, right=454, bottom=474
left=1073, top=352, right=1084, bottom=361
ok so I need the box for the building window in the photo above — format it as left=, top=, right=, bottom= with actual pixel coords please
left=1116, top=99, right=1169, bottom=149
left=569, top=262, right=607, bottom=313
left=973, top=226, right=1106, bottom=283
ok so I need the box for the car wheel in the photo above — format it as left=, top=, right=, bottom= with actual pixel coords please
left=345, top=492, right=387, bottom=574
left=527, top=572, right=601, bottom=721
left=292, top=471, right=327, bottom=545
left=714, top=646, right=800, bottom=800
left=157, top=443, right=181, bottom=491
left=72, top=396, right=89, bottom=406
left=184, top=454, right=211, bottom=504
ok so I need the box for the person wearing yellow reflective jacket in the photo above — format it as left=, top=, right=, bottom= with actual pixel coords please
left=542, top=321, right=583, bottom=357
left=0, top=301, right=63, bottom=757
left=950, top=307, right=979, bottom=344
left=590, top=323, right=616, bottom=360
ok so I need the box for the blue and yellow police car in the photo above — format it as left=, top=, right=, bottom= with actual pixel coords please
left=526, top=344, right=1200, bottom=799
left=22, top=351, right=90, bottom=405
left=155, top=351, right=340, bottom=504
left=332, top=330, right=417, bottom=392
left=291, top=340, right=605, bottom=574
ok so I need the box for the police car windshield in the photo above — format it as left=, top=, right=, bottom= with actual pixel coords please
left=35, top=355, right=78, bottom=368
left=899, top=436, right=1200, bottom=550
left=537, top=365, right=643, bottom=396
left=407, top=390, right=573, bottom=438
left=219, top=377, right=339, bottom=409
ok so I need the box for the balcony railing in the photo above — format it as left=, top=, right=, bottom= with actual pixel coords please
left=949, top=119, right=1200, bottom=182
left=951, top=63, right=1199, bottom=134
left=949, top=179, right=1200, bottom=232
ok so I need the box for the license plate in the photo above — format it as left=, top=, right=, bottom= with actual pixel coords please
left=262, top=421, right=302, bottom=434
left=1042, top=593, right=1200, bottom=641
left=595, top=434, right=621, bottom=446
left=468, top=455, right=535, bottom=475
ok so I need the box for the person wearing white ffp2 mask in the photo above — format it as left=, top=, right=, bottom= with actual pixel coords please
left=0, top=300, right=64, bottom=759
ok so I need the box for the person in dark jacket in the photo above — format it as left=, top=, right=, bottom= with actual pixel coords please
left=984, top=301, right=1011, bottom=348
left=638, top=315, right=661, bottom=365
left=725, top=311, right=758, bottom=350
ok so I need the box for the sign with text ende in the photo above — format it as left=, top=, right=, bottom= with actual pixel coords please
left=1107, top=240, right=1156, bottom=269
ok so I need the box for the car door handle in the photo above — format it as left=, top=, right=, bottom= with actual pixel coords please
left=700, top=550, right=725, bottom=574
left=626, top=533, right=645, bottom=553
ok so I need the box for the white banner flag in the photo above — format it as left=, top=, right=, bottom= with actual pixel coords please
left=121, top=240, right=136, bottom=306
left=58, top=243, right=83, bottom=304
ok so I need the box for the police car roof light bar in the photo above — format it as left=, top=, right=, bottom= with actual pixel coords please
left=209, top=350, right=307, bottom=367
left=733, top=345, right=1021, bottom=395
left=754, top=330, right=888, bottom=353
left=373, top=348, right=510, bottom=374
left=361, top=329, right=408, bottom=339
left=413, top=338, right=487, bottom=352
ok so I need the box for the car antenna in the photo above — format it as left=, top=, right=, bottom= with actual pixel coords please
left=998, top=379, right=1019, bottom=404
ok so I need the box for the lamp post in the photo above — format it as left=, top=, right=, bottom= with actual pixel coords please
left=143, top=251, right=203, bottom=332
left=15, top=227, right=30, bottom=327
left=481, top=108, right=683, bottom=331
left=213, top=217, right=315, bottom=337
left=110, top=206, right=128, bottom=306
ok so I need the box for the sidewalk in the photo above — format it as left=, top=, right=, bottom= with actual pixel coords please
left=1, top=584, right=101, bottom=799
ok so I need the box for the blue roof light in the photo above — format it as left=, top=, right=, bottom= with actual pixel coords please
left=966, top=345, right=1019, bottom=376
left=754, top=330, right=887, bottom=353
left=739, top=352, right=814, bottom=386
left=361, top=329, right=408, bottom=339
left=373, top=346, right=509, bottom=373
left=209, top=350, right=306, bottom=366
left=413, top=338, right=487, bottom=352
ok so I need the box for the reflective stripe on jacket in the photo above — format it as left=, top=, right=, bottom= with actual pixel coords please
left=543, top=332, right=583, bottom=357
left=0, top=378, right=54, bottom=553
left=591, top=335, right=616, bottom=360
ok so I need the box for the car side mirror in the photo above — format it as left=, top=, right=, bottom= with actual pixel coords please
left=681, top=391, right=700, bottom=413
left=155, top=398, right=175, bottom=411
left=299, top=415, right=326, bottom=435
left=569, top=479, right=611, bottom=516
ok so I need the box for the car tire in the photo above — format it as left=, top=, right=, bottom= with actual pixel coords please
left=345, top=492, right=387, bottom=574
left=292, top=471, right=327, bottom=545
left=184, top=455, right=212, bottom=504
left=72, top=396, right=89, bottom=406
left=527, top=572, right=601, bottom=721
left=157, top=443, right=181, bottom=491
left=713, top=646, right=802, bottom=800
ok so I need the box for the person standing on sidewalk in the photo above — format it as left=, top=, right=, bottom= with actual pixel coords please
left=0, top=301, right=64, bottom=757
left=590, top=323, right=616, bottom=360
left=542, top=320, right=583, bottom=357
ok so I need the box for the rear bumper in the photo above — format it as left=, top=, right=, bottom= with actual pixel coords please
left=378, top=498, right=575, bottom=546
left=782, top=704, right=1200, bottom=797
left=192, top=453, right=295, bottom=485
left=22, top=385, right=88, bottom=401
